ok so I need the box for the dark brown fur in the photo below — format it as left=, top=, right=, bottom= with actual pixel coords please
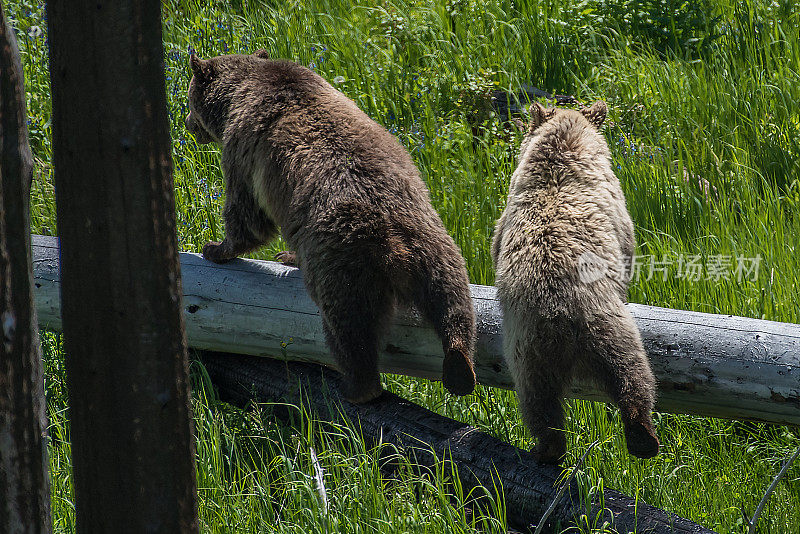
left=185, top=51, right=476, bottom=403
left=492, top=102, right=659, bottom=463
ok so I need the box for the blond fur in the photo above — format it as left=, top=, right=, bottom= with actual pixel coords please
left=492, top=102, right=659, bottom=463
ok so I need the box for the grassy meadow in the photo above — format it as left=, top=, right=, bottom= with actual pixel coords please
left=8, top=0, right=800, bottom=531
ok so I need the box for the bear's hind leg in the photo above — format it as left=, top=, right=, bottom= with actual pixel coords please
left=520, top=380, right=567, bottom=464
left=322, top=318, right=384, bottom=404
left=313, top=266, right=394, bottom=405
left=511, top=339, right=569, bottom=464
left=412, top=258, right=476, bottom=397
left=584, top=305, right=659, bottom=459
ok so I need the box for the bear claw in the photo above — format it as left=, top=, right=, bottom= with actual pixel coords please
left=275, top=250, right=298, bottom=266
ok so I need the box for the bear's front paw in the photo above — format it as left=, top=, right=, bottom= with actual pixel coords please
left=202, top=241, right=233, bottom=264
left=275, top=251, right=298, bottom=266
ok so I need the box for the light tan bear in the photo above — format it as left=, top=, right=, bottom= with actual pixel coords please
left=492, top=101, right=659, bottom=463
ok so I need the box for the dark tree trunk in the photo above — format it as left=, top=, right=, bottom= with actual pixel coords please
left=199, top=351, right=716, bottom=534
left=46, top=2, right=198, bottom=532
left=0, top=7, right=52, bottom=534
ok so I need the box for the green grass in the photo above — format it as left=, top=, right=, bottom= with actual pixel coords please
left=8, top=0, right=800, bottom=532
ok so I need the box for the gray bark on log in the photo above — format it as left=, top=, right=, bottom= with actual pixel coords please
left=30, top=235, right=800, bottom=427
left=0, top=9, right=52, bottom=534
left=46, top=1, right=199, bottom=532
left=198, top=351, right=715, bottom=533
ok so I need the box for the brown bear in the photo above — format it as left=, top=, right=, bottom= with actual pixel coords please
left=185, top=51, right=476, bottom=403
left=492, top=101, right=659, bottom=463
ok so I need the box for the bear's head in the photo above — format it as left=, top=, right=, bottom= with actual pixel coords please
left=514, top=100, right=607, bottom=156
left=185, top=50, right=271, bottom=145
left=521, top=100, right=607, bottom=134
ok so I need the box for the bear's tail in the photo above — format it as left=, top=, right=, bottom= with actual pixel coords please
left=413, top=246, right=477, bottom=396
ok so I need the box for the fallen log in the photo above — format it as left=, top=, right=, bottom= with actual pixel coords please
left=197, top=350, right=715, bottom=533
left=31, top=234, right=800, bottom=426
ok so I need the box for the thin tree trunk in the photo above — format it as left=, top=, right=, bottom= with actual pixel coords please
left=47, top=1, right=198, bottom=532
left=0, top=7, right=52, bottom=533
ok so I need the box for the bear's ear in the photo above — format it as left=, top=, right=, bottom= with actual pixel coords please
left=253, top=49, right=270, bottom=60
left=190, top=53, right=212, bottom=81
left=581, top=100, right=608, bottom=128
left=528, top=102, right=553, bottom=133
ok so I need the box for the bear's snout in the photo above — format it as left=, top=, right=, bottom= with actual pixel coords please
left=185, top=112, right=213, bottom=144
